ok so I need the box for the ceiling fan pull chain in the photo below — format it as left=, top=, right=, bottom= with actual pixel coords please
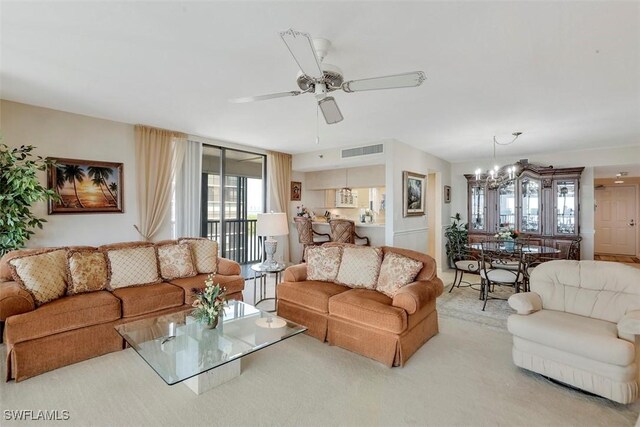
left=315, top=103, right=320, bottom=144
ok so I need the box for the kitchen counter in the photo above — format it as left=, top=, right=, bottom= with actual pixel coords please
left=311, top=221, right=385, bottom=228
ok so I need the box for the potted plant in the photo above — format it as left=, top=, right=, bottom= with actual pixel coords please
left=0, top=143, right=60, bottom=256
left=444, top=213, right=469, bottom=268
left=191, top=274, right=228, bottom=329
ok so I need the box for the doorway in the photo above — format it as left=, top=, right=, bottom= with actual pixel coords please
left=595, top=185, right=637, bottom=255
left=201, top=146, right=266, bottom=263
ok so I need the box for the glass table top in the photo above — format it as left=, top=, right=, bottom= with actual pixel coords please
left=115, top=300, right=306, bottom=385
left=469, top=242, right=561, bottom=254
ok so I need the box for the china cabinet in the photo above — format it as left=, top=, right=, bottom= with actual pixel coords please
left=465, top=161, right=584, bottom=257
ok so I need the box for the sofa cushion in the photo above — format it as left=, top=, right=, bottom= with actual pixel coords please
left=9, top=249, right=68, bottom=306
left=66, top=249, right=109, bottom=295
left=307, top=246, right=342, bottom=282
left=168, top=273, right=245, bottom=304
left=508, top=309, right=635, bottom=367
left=376, top=252, right=423, bottom=297
left=156, top=243, right=197, bottom=280
left=111, top=283, right=184, bottom=318
left=329, top=288, right=408, bottom=334
left=178, top=238, right=218, bottom=274
left=277, top=280, right=350, bottom=313
left=4, top=291, right=121, bottom=345
left=335, top=246, right=383, bottom=290
left=103, top=245, right=161, bottom=290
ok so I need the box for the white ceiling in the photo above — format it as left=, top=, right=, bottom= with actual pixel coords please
left=1, top=1, right=639, bottom=162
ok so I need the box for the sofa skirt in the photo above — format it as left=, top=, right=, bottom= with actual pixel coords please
left=277, top=300, right=329, bottom=341
left=7, top=321, right=123, bottom=382
left=512, top=337, right=639, bottom=404
left=327, top=309, right=439, bottom=367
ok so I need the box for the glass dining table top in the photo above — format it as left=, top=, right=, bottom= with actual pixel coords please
left=115, top=300, right=306, bottom=385
left=469, top=242, right=561, bottom=254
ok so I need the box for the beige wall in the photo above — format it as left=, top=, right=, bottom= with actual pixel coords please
left=0, top=100, right=141, bottom=247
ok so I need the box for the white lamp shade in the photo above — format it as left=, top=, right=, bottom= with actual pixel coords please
left=256, top=212, right=289, bottom=237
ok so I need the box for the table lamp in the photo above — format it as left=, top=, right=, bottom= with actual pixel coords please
left=256, top=212, right=289, bottom=269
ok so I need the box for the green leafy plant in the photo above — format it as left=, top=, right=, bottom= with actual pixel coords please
left=0, top=144, right=60, bottom=256
left=191, top=274, right=228, bottom=327
left=444, top=213, right=469, bottom=268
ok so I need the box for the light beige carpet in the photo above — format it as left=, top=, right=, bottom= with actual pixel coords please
left=1, top=313, right=638, bottom=426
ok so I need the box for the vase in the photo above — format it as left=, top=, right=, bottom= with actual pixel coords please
left=204, top=316, right=219, bottom=329
left=504, top=240, right=515, bottom=251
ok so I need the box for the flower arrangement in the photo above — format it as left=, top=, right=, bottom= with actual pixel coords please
left=495, top=227, right=520, bottom=240
left=191, top=274, right=227, bottom=328
left=296, top=205, right=312, bottom=218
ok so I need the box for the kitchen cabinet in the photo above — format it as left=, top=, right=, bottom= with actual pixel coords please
left=305, top=165, right=384, bottom=190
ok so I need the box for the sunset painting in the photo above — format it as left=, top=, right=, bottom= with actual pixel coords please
left=48, top=158, right=123, bottom=214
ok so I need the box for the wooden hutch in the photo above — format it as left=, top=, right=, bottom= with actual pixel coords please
left=465, top=161, right=584, bottom=257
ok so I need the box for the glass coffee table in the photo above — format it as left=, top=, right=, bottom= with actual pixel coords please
left=115, top=300, right=306, bottom=394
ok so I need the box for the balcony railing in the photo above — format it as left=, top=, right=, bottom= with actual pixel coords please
left=204, top=219, right=262, bottom=264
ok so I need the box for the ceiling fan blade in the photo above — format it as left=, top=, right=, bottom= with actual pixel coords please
left=279, top=28, right=324, bottom=80
left=318, top=96, right=343, bottom=124
left=342, top=71, right=426, bottom=93
left=229, top=91, right=302, bottom=103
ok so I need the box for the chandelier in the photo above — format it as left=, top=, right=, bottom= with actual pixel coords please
left=474, top=132, right=522, bottom=186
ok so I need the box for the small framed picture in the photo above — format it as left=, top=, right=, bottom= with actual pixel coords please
left=403, top=171, right=426, bottom=217
left=291, top=181, right=302, bottom=201
left=444, top=185, right=451, bottom=204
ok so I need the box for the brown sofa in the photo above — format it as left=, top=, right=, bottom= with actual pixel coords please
left=277, top=244, right=444, bottom=367
left=0, top=240, right=244, bottom=382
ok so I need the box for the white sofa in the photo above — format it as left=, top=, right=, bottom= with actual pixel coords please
left=507, top=260, right=640, bottom=404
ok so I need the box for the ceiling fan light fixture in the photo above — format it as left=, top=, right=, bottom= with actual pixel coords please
left=318, top=96, right=343, bottom=124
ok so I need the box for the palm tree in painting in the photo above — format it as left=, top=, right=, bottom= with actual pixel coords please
left=55, top=165, right=68, bottom=207
left=87, top=166, right=117, bottom=205
left=109, top=182, right=118, bottom=199
left=63, top=165, right=86, bottom=208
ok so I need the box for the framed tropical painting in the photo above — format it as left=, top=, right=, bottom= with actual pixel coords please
left=47, top=158, right=123, bottom=214
left=403, top=170, right=426, bottom=217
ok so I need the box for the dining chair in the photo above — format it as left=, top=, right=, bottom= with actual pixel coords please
left=523, top=236, right=582, bottom=290
left=446, top=231, right=483, bottom=293
left=294, top=217, right=331, bottom=262
left=479, top=241, right=525, bottom=311
left=329, top=219, right=370, bottom=246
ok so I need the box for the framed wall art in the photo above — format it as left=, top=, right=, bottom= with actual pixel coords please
left=403, top=171, right=426, bottom=217
left=444, top=185, right=451, bottom=203
left=47, top=158, right=124, bottom=214
left=291, top=181, right=302, bottom=201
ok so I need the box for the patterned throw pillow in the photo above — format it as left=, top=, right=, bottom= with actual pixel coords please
left=376, top=252, right=424, bottom=297
left=178, top=238, right=218, bottom=274
left=157, top=243, right=197, bottom=280
left=67, top=250, right=109, bottom=295
left=335, top=246, right=383, bottom=289
left=10, top=249, right=68, bottom=306
left=104, top=246, right=160, bottom=290
left=306, top=246, right=342, bottom=282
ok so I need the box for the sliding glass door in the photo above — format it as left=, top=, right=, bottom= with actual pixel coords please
left=201, top=146, right=265, bottom=264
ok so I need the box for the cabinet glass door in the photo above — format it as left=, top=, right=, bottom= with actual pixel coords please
left=498, top=181, right=516, bottom=230
left=470, top=185, right=486, bottom=230
left=556, top=180, right=577, bottom=235
left=520, top=177, right=540, bottom=233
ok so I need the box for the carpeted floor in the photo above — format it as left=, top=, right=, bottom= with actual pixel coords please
left=2, top=270, right=639, bottom=426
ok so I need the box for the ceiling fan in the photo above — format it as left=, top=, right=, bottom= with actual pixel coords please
left=230, top=28, right=426, bottom=125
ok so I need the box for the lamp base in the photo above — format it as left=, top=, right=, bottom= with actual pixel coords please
left=260, top=238, right=279, bottom=270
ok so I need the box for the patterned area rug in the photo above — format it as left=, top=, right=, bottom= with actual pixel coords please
left=437, top=277, right=514, bottom=332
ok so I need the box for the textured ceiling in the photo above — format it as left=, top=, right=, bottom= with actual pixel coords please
left=1, top=1, right=638, bottom=162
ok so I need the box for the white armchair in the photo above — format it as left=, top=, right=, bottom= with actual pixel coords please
left=507, top=260, right=640, bottom=404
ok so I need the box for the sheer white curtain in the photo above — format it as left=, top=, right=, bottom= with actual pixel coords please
left=174, top=140, right=203, bottom=238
